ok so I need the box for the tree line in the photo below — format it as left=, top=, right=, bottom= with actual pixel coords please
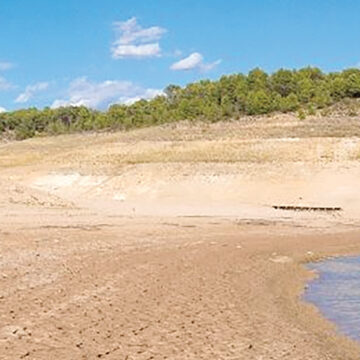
left=1, top=66, right=360, bottom=140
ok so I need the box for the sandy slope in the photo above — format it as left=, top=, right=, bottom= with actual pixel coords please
left=1, top=114, right=360, bottom=359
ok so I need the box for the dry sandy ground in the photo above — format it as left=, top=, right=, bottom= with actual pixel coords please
left=1, top=115, right=360, bottom=359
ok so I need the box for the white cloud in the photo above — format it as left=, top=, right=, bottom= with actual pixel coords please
left=0, top=62, right=14, bottom=71
left=170, top=52, right=221, bottom=72
left=51, top=77, right=163, bottom=109
left=120, top=88, right=164, bottom=105
left=0, top=77, right=13, bottom=91
left=171, top=52, right=203, bottom=71
left=114, top=17, right=166, bottom=45
left=112, top=17, right=166, bottom=59
left=0, top=106, right=6, bottom=113
left=201, top=59, right=222, bottom=72
left=15, top=82, right=49, bottom=103
left=112, top=43, right=161, bottom=59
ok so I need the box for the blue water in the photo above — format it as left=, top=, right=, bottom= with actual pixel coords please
left=304, top=256, right=360, bottom=342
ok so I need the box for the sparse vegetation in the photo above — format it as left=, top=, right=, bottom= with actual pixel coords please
left=1, top=66, right=360, bottom=140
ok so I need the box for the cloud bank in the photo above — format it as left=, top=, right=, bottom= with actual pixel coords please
left=51, top=77, right=163, bottom=109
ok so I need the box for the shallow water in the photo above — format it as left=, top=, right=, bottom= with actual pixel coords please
left=304, top=256, right=360, bottom=342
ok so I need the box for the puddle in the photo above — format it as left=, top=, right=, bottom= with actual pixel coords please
left=304, top=256, right=360, bottom=342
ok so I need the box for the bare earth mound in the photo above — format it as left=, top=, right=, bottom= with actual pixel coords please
left=1, top=114, right=360, bottom=359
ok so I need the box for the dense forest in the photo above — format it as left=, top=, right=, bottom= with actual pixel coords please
left=1, top=67, right=360, bottom=140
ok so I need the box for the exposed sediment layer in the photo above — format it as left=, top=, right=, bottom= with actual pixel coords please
left=1, top=116, right=360, bottom=359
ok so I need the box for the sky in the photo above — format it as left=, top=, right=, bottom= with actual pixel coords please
left=1, top=0, right=360, bottom=112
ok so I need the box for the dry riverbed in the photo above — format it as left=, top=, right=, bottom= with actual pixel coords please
left=1, top=115, right=360, bottom=359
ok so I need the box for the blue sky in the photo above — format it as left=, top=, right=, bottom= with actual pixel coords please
left=1, top=0, right=360, bottom=111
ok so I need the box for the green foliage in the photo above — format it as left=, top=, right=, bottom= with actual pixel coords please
left=1, top=66, right=360, bottom=141
left=307, top=104, right=316, bottom=116
left=276, top=93, right=300, bottom=112
left=297, top=109, right=306, bottom=120
left=329, top=75, right=347, bottom=100
left=247, top=68, right=269, bottom=91
left=245, top=90, right=272, bottom=115
left=297, top=78, right=315, bottom=103
left=342, top=69, right=360, bottom=97
left=270, top=69, right=297, bottom=97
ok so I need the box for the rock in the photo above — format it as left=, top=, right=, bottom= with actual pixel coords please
left=270, top=255, right=293, bottom=264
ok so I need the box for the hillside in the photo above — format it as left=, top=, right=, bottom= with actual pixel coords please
left=1, top=112, right=360, bottom=217
left=2, top=66, right=360, bottom=140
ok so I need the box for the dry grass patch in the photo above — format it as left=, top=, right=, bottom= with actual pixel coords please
left=88, top=138, right=360, bottom=166
left=1, top=113, right=360, bottom=170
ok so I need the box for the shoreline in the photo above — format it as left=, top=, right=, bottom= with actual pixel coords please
left=302, top=252, right=360, bottom=346
left=1, top=215, right=360, bottom=358
left=278, top=228, right=360, bottom=359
